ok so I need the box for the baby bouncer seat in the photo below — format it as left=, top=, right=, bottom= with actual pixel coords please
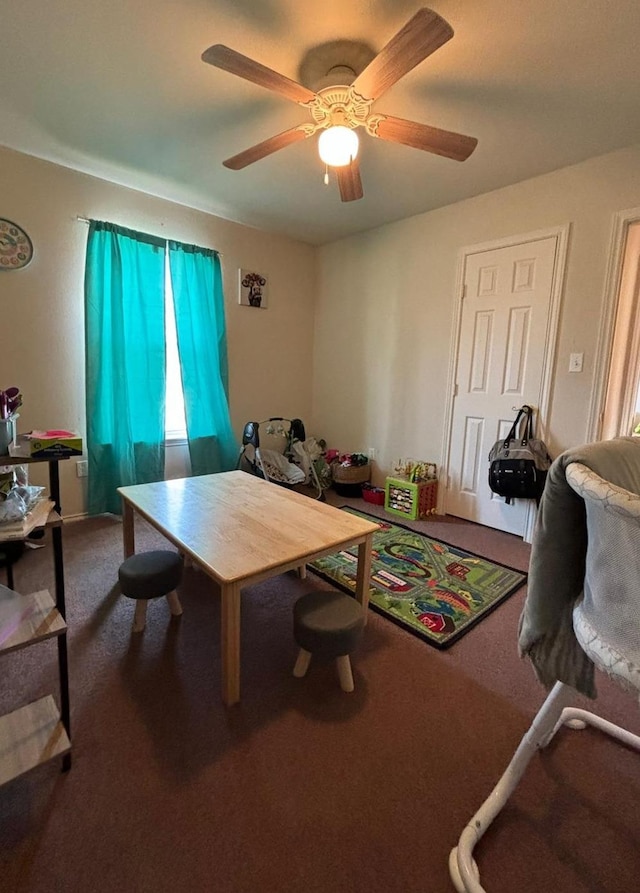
left=237, top=417, right=329, bottom=499
left=450, top=436, right=640, bottom=892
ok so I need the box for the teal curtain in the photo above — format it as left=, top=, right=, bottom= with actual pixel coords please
left=85, top=221, right=166, bottom=515
left=168, top=241, right=238, bottom=475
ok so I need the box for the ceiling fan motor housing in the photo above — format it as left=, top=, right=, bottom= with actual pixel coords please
left=298, top=40, right=377, bottom=92
left=308, top=86, right=372, bottom=132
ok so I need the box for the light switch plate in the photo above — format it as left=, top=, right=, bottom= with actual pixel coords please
left=569, top=352, right=584, bottom=373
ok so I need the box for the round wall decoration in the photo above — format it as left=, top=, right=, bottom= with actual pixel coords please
left=0, top=218, right=33, bottom=270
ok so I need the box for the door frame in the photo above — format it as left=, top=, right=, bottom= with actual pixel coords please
left=586, top=206, right=640, bottom=442
left=440, top=224, right=570, bottom=542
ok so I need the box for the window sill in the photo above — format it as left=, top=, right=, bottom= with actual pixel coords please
left=165, top=435, right=188, bottom=447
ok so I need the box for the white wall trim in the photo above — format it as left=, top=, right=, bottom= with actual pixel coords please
left=438, top=254, right=466, bottom=516
left=440, top=223, right=570, bottom=543
left=586, top=205, right=640, bottom=442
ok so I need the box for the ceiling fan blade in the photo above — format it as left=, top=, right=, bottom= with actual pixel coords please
left=337, top=159, right=364, bottom=202
left=352, top=8, right=453, bottom=102
left=202, top=45, right=316, bottom=105
left=223, top=126, right=311, bottom=170
left=374, top=114, right=477, bottom=161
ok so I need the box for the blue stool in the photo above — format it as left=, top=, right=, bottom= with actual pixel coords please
left=119, top=550, right=183, bottom=633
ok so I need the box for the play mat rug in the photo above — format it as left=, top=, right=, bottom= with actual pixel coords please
left=309, top=508, right=527, bottom=649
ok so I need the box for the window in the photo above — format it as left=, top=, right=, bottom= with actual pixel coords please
left=164, top=253, right=187, bottom=441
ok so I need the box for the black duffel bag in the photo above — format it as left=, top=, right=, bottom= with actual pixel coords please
left=488, top=405, right=551, bottom=505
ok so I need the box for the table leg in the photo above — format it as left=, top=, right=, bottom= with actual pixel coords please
left=121, top=499, right=135, bottom=559
left=221, top=581, right=241, bottom=706
left=355, top=534, right=373, bottom=622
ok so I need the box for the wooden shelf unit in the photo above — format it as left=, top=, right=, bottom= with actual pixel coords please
left=0, top=696, right=71, bottom=787
left=0, top=588, right=66, bottom=655
left=0, top=453, right=71, bottom=785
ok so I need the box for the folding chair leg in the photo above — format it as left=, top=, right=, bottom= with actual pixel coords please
left=309, top=462, right=324, bottom=499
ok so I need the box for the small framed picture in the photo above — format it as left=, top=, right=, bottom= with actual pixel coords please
left=239, top=269, right=268, bottom=308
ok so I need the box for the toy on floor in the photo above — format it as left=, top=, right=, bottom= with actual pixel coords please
left=386, top=459, right=438, bottom=520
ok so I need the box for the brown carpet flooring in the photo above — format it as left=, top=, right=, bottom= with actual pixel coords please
left=1, top=493, right=640, bottom=892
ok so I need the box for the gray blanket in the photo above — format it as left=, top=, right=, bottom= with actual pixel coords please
left=518, top=436, right=640, bottom=698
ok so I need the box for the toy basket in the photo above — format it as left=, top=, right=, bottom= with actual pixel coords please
left=331, top=462, right=370, bottom=485
left=331, top=461, right=370, bottom=498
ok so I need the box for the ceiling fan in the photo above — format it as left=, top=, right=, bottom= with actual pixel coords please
left=201, top=7, right=477, bottom=202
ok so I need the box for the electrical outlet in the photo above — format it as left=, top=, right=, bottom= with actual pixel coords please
left=76, top=459, right=88, bottom=478
left=368, top=448, right=376, bottom=460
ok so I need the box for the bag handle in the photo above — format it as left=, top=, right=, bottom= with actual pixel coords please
left=502, top=404, right=535, bottom=448
left=520, top=405, right=534, bottom=444
left=503, top=407, right=527, bottom=448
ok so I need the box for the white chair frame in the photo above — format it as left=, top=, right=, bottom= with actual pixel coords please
left=449, top=680, right=640, bottom=892
left=450, top=457, right=640, bottom=891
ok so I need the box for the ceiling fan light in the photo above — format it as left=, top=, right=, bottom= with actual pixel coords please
left=318, top=126, right=359, bottom=167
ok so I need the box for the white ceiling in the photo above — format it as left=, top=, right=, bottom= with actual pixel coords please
left=2, top=1, right=640, bottom=245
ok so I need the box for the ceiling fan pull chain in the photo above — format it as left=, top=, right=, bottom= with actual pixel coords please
left=324, top=164, right=329, bottom=186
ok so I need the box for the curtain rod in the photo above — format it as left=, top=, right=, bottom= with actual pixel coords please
left=75, top=216, right=223, bottom=256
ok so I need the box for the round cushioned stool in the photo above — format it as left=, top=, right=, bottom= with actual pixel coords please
left=293, top=589, right=365, bottom=692
left=119, top=550, right=183, bottom=633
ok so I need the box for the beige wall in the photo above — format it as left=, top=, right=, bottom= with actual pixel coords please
left=312, top=145, right=640, bottom=486
left=4, top=142, right=640, bottom=518
left=0, top=146, right=316, bottom=517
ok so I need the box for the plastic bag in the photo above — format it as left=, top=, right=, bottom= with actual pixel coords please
left=0, top=465, right=45, bottom=523
left=0, top=488, right=28, bottom=523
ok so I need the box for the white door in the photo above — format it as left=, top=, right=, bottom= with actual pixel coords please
left=447, top=236, right=558, bottom=535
